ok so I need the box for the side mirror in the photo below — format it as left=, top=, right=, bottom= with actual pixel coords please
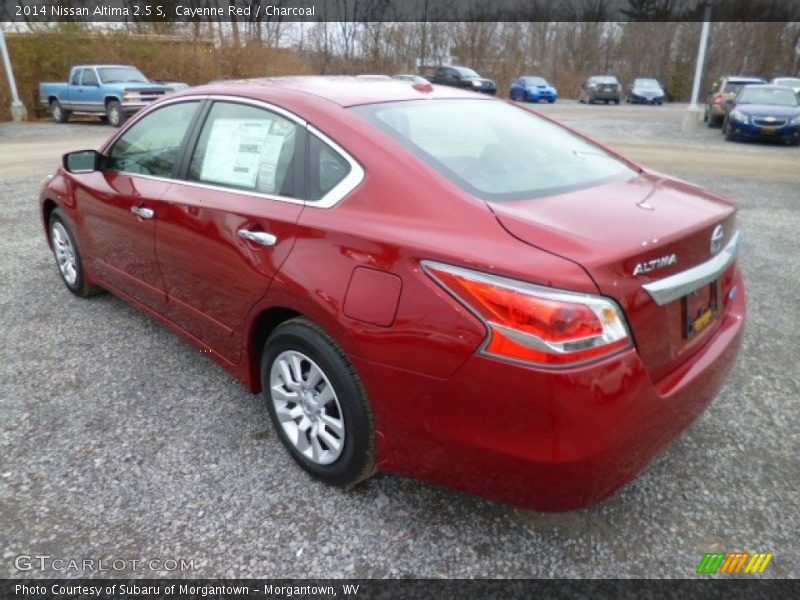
left=63, top=149, right=105, bottom=173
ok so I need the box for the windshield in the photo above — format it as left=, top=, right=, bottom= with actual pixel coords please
left=592, top=76, right=618, bottom=85
left=738, top=87, right=800, bottom=106
left=723, top=80, right=762, bottom=94
left=98, top=67, right=149, bottom=84
left=522, top=77, right=547, bottom=86
left=455, top=67, right=480, bottom=78
left=352, top=99, right=636, bottom=202
left=634, top=79, right=661, bottom=89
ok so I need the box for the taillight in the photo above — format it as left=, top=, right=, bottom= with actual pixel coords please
left=423, top=261, right=631, bottom=367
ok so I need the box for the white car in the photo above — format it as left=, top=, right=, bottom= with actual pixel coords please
left=770, top=77, right=800, bottom=95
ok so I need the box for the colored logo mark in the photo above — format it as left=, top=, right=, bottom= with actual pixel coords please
left=697, top=552, right=773, bottom=574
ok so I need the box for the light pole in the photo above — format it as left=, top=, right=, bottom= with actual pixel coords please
left=0, top=23, right=27, bottom=122
left=683, top=2, right=712, bottom=129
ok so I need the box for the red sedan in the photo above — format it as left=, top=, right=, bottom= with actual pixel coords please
left=40, top=77, right=745, bottom=511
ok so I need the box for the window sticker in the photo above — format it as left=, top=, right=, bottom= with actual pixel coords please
left=200, top=119, right=284, bottom=190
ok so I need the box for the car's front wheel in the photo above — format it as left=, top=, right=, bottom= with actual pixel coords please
left=723, top=118, right=736, bottom=141
left=261, top=318, right=376, bottom=487
left=106, top=100, right=127, bottom=128
left=49, top=209, right=102, bottom=297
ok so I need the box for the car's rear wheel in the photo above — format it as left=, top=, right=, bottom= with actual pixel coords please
left=261, top=318, right=376, bottom=487
left=49, top=209, right=102, bottom=297
left=614, top=99, right=620, bottom=105
left=50, top=100, right=69, bottom=124
left=106, top=100, right=126, bottom=128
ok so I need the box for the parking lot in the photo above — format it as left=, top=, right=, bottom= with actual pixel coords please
left=1, top=101, right=798, bottom=578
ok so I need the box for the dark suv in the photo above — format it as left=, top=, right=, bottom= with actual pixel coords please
left=429, top=66, right=497, bottom=95
left=579, top=76, right=621, bottom=104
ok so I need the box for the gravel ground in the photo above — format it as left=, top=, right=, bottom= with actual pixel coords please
left=0, top=107, right=798, bottom=579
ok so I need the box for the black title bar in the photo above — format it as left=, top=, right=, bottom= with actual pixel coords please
left=3, top=0, right=800, bottom=23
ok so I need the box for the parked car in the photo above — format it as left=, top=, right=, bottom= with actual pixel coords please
left=704, top=75, right=765, bottom=127
left=509, top=76, right=558, bottom=103
left=625, top=78, right=666, bottom=104
left=429, top=65, right=497, bottom=95
left=722, top=84, right=800, bottom=145
left=41, top=77, right=744, bottom=511
left=770, top=77, right=800, bottom=95
left=392, top=74, right=430, bottom=84
left=578, top=76, right=621, bottom=104
left=39, top=64, right=184, bottom=127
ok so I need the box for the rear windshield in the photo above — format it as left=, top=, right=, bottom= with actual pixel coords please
left=634, top=79, right=661, bottom=89
left=522, top=77, right=548, bottom=85
left=351, top=99, right=636, bottom=202
left=592, top=76, right=619, bottom=84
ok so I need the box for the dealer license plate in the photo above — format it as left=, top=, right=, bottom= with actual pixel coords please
left=683, top=282, right=718, bottom=338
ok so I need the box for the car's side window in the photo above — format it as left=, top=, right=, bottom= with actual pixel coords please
left=82, top=69, right=98, bottom=86
left=70, top=70, right=81, bottom=86
left=188, top=102, right=299, bottom=197
left=307, top=134, right=351, bottom=202
left=106, top=101, right=200, bottom=178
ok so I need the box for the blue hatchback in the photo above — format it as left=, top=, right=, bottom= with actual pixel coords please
left=724, top=85, right=800, bottom=145
left=510, top=76, right=558, bottom=103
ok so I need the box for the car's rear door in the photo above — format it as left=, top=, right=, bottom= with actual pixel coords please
left=79, top=100, right=202, bottom=310
left=154, top=99, right=306, bottom=362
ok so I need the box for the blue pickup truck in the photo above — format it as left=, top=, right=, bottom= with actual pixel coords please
left=39, top=65, right=187, bottom=127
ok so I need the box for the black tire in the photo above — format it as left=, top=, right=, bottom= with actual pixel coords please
left=50, top=100, right=69, bottom=123
left=547, top=98, right=555, bottom=103
left=106, top=100, right=127, bottom=128
left=613, top=98, right=620, bottom=105
left=261, top=318, right=376, bottom=487
left=48, top=209, right=102, bottom=297
left=723, top=118, right=736, bottom=141
left=604, top=99, right=609, bottom=104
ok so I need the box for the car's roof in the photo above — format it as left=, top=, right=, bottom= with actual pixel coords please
left=74, top=64, right=139, bottom=69
left=723, top=76, right=765, bottom=82
left=180, top=76, right=490, bottom=108
left=739, top=84, right=793, bottom=91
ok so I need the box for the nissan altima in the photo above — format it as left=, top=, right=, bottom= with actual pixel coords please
left=40, top=77, right=745, bottom=511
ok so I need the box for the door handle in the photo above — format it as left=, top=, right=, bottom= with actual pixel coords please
left=238, top=229, right=278, bottom=247
left=131, top=206, right=154, bottom=219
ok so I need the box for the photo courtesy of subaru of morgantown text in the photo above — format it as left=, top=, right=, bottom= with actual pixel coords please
left=41, top=77, right=744, bottom=510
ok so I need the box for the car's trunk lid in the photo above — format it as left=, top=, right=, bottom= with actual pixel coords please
left=488, top=172, right=738, bottom=379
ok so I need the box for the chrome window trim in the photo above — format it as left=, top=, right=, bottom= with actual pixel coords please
left=306, top=124, right=365, bottom=209
left=643, top=230, right=741, bottom=306
left=103, top=94, right=363, bottom=209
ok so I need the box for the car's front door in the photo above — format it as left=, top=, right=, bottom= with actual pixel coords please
left=79, top=100, right=201, bottom=310
left=75, top=68, right=103, bottom=113
left=154, top=100, right=306, bottom=362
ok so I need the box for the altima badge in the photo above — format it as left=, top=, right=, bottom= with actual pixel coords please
left=633, top=254, right=678, bottom=276
left=710, top=225, right=724, bottom=254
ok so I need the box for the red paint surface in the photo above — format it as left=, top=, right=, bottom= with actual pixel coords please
left=41, top=77, right=745, bottom=510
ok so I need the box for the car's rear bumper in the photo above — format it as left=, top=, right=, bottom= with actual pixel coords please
left=526, top=91, right=558, bottom=101
left=360, top=267, right=746, bottom=511
left=591, top=91, right=620, bottom=100
left=728, top=120, right=800, bottom=141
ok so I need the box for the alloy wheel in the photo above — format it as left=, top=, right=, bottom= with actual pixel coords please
left=269, top=350, right=345, bottom=465
left=51, top=222, right=77, bottom=286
